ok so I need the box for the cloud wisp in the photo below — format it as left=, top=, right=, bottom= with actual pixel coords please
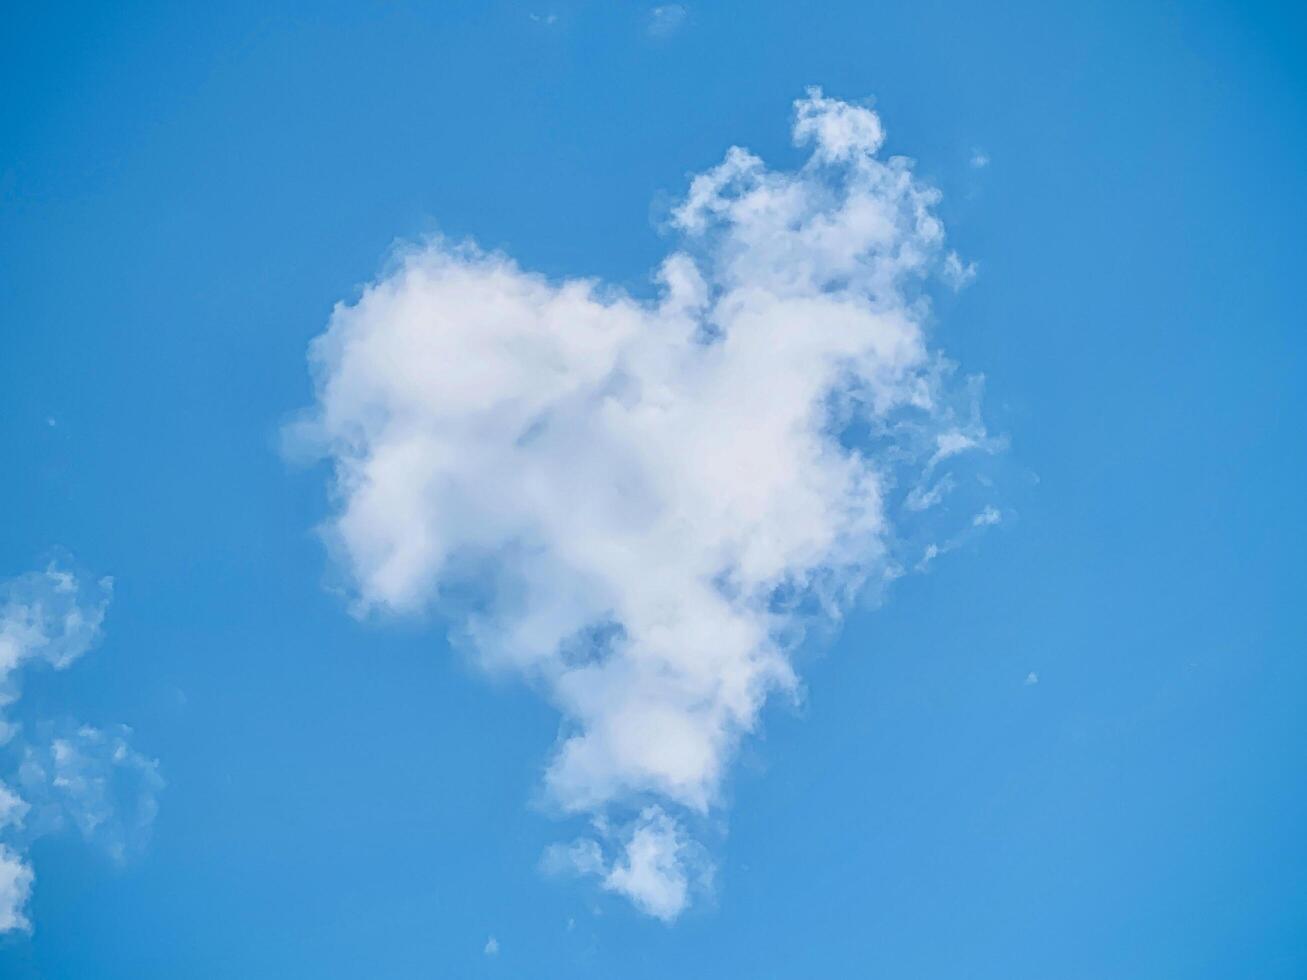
left=0, top=562, right=163, bottom=933
left=294, top=88, right=998, bottom=920
left=647, top=4, right=689, bottom=38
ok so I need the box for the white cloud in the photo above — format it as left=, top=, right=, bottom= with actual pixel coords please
left=18, top=724, right=164, bottom=864
left=970, top=149, right=990, bottom=169
left=544, top=806, right=710, bottom=921
left=916, top=542, right=942, bottom=572
left=1025, top=671, right=1039, bottom=686
left=0, top=783, right=27, bottom=834
left=905, top=475, right=955, bottom=512
left=942, top=251, right=977, bottom=290
left=0, top=846, right=32, bottom=934
left=0, top=563, right=111, bottom=687
left=931, top=430, right=980, bottom=466
left=598, top=806, right=703, bottom=921
left=483, top=935, right=499, bottom=956
left=294, top=88, right=998, bottom=919
left=0, top=562, right=161, bottom=932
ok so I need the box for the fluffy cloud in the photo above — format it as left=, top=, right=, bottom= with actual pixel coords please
left=543, top=805, right=709, bottom=921
left=0, top=846, right=33, bottom=934
left=0, top=562, right=162, bottom=933
left=18, top=723, right=163, bottom=864
left=295, top=89, right=997, bottom=919
left=0, top=564, right=110, bottom=688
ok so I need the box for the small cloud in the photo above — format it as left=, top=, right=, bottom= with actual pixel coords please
left=931, top=430, right=978, bottom=466
left=484, top=936, right=499, bottom=956
left=942, top=251, right=977, bottom=290
left=970, top=149, right=989, bottom=169
left=541, top=837, right=605, bottom=879
left=0, top=562, right=161, bottom=931
left=529, top=12, right=557, bottom=25
left=647, top=4, right=688, bottom=37
left=915, top=543, right=941, bottom=572
left=972, top=506, right=1001, bottom=527
left=543, top=807, right=708, bottom=923
left=0, top=846, right=33, bottom=933
left=45, top=417, right=57, bottom=428
left=1024, top=672, right=1039, bottom=686
left=905, top=476, right=955, bottom=512
left=19, top=723, right=164, bottom=865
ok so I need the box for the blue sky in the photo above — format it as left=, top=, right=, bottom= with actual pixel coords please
left=2, top=1, right=1305, bottom=976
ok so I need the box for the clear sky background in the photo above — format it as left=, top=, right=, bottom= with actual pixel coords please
left=2, top=1, right=1305, bottom=976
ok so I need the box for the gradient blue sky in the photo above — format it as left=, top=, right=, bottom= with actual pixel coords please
left=2, top=1, right=1305, bottom=976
